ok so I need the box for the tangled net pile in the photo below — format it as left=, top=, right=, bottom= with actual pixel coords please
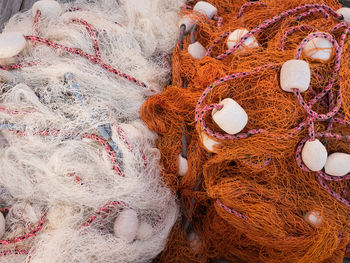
left=0, top=0, right=185, bottom=262
left=141, top=0, right=350, bottom=262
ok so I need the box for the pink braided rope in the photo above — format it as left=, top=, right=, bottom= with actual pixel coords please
left=0, top=215, right=45, bottom=245
left=195, top=1, right=350, bottom=221
left=342, top=185, right=348, bottom=198
left=216, top=199, right=248, bottom=222
left=236, top=2, right=267, bottom=19
left=281, top=25, right=314, bottom=51
left=4, top=128, right=63, bottom=137
left=205, top=31, right=231, bottom=56
left=306, top=116, right=315, bottom=141
left=195, top=64, right=279, bottom=140
left=291, top=29, right=348, bottom=140
left=296, top=131, right=350, bottom=174
left=214, top=4, right=342, bottom=60
left=0, top=61, right=41, bottom=71
left=72, top=19, right=101, bottom=59
left=24, top=35, right=150, bottom=90
left=292, top=31, right=345, bottom=122
left=33, top=10, right=41, bottom=24
left=81, top=201, right=128, bottom=227
left=296, top=7, right=330, bottom=21
left=0, top=106, right=35, bottom=115
left=1, top=127, right=125, bottom=178
left=331, top=21, right=348, bottom=32
left=0, top=35, right=150, bottom=91
left=82, top=134, right=124, bottom=177
left=195, top=64, right=309, bottom=142
left=33, top=10, right=41, bottom=34
left=0, top=207, right=11, bottom=213
left=181, top=4, right=193, bottom=11
left=296, top=130, right=350, bottom=207
left=162, top=52, right=170, bottom=69
left=242, top=155, right=272, bottom=169
left=116, top=126, right=148, bottom=168
left=317, top=176, right=350, bottom=207
left=294, top=86, right=341, bottom=119
left=115, top=127, right=133, bottom=153
left=0, top=249, right=28, bottom=257
left=213, top=15, right=223, bottom=28
left=68, top=7, right=83, bottom=12
left=67, top=173, right=84, bottom=186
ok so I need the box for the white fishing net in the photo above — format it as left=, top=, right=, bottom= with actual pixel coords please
left=0, top=0, right=184, bottom=262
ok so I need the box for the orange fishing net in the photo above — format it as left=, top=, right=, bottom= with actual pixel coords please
left=141, top=0, right=350, bottom=262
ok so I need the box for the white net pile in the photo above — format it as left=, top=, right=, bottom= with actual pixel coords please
left=0, top=0, right=184, bottom=262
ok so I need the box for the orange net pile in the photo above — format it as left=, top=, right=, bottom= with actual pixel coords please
left=141, top=0, right=350, bottom=262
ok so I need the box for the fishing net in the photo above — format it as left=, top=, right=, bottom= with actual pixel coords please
left=0, top=0, right=185, bottom=262
left=141, top=0, right=350, bottom=262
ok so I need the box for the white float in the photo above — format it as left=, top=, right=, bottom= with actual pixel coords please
left=117, top=123, right=141, bottom=141
left=178, top=154, right=188, bottom=176
left=280, top=59, right=311, bottom=92
left=304, top=211, right=322, bottom=227
left=113, top=209, right=139, bottom=243
left=179, top=16, right=195, bottom=34
left=301, top=139, right=328, bottom=171
left=302, top=34, right=334, bottom=61
left=337, top=7, right=350, bottom=24
left=226, top=29, right=259, bottom=51
left=0, top=32, right=26, bottom=59
left=201, top=131, right=220, bottom=152
left=212, top=98, right=248, bottom=135
left=193, top=1, right=218, bottom=19
left=32, top=0, right=62, bottom=18
left=188, top=41, right=207, bottom=60
left=179, top=1, right=217, bottom=33
left=324, top=152, right=350, bottom=177
left=187, top=231, right=201, bottom=251
left=136, top=221, right=153, bottom=240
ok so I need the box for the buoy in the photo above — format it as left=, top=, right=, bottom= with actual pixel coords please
left=117, top=123, right=141, bottom=141
left=200, top=131, right=220, bottom=152
left=301, top=139, right=328, bottom=171
left=187, top=231, right=201, bottom=251
left=304, top=211, right=322, bottom=227
left=11, top=203, right=39, bottom=223
left=32, top=0, right=62, bottom=18
left=178, top=154, right=188, bottom=176
left=337, top=8, right=350, bottom=24
left=324, top=152, right=350, bottom=177
left=179, top=1, right=217, bottom=34
left=193, top=1, right=218, bottom=19
left=0, top=213, right=5, bottom=238
left=226, top=29, right=259, bottom=51
left=0, top=32, right=26, bottom=59
left=302, top=35, right=334, bottom=61
left=212, top=98, right=248, bottom=135
left=114, top=209, right=139, bottom=243
left=280, top=59, right=311, bottom=93
left=179, top=16, right=195, bottom=34
left=136, top=221, right=153, bottom=240
left=188, top=42, right=207, bottom=60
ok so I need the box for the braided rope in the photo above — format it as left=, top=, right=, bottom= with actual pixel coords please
left=213, top=4, right=342, bottom=60
left=185, top=3, right=350, bottom=222
left=81, top=201, right=128, bottom=228
left=0, top=249, right=28, bottom=257
left=236, top=2, right=267, bottom=18
left=71, top=19, right=101, bottom=59
left=0, top=215, right=45, bottom=245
